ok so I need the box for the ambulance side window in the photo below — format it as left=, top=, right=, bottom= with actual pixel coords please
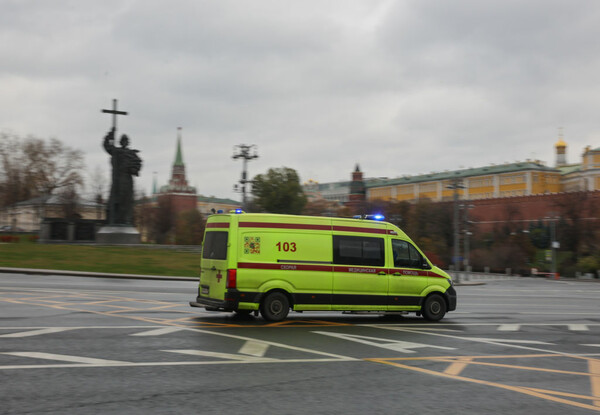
left=333, top=236, right=385, bottom=267
left=202, top=231, right=228, bottom=260
left=392, top=239, right=422, bottom=268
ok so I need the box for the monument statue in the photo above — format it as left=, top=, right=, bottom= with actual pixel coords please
left=103, top=127, right=142, bottom=225
left=96, top=98, right=142, bottom=244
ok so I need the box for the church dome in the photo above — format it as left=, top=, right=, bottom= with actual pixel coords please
left=555, top=138, right=567, bottom=148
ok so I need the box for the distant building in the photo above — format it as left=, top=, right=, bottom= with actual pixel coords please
left=302, top=165, right=379, bottom=205
left=367, top=160, right=561, bottom=202
left=0, top=194, right=104, bottom=233
left=558, top=144, right=600, bottom=192
left=304, top=137, right=600, bottom=205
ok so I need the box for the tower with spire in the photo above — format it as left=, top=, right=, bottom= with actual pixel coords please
left=157, top=128, right=198, bottom=215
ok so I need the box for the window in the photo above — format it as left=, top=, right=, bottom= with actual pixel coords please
left=333, top=235, right=384, bottom=267
left=202, top=231, right=228, bottom=260
left=392, top=239, right=424, bottom=268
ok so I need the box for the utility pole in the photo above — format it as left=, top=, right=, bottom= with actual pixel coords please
left=232, top=144, right=258, bottom=211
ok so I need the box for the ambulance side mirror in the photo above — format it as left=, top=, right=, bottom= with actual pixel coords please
left=421, top=259, right=431, bottom=270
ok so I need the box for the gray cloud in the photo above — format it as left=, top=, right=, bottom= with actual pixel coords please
left=1, top=0, right=599, bottom=202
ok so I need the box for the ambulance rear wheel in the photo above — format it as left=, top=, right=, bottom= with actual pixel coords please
left=422, top=294, right=446, bottom=321
left=260, top=292, right=290, bottom=322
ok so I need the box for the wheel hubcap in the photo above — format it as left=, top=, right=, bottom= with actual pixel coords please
left=270, top=300, right=282, bottom=315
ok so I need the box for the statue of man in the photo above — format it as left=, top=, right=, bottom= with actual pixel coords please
left=103, top=127, right=142, bottom=225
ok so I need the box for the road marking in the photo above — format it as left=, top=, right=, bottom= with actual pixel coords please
left=130, top=327, right=184, bottom=336
left=443, top=357, right=473, bottom=375
left=238, top=341, right=270, bottom=357
left=0, top=328, right=76, bottom=338
left=313, top=331, right=455, bottom=354
left=591, top=358, right=600, bottom=407
left=583, top=345, right=600, bottom=347
left=163, top=349, right=277, bottom=362
left=2, top=352, right=128, bottom=365
left=497, top=324, right=520, bottom=331
left=181, top=327, right=356, bottom=361
left=568, top=324, right=589, bottom=331
left=460, top=337, right=554, bottom=346
left=368, top=356, right=600, bottom=412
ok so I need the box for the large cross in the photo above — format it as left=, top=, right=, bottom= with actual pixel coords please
left=101, top=99, right=128, bottom=132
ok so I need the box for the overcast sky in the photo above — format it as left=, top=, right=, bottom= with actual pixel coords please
left=2, top=0, right=600, bottom=202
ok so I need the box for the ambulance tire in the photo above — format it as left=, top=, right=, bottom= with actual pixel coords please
left=422, top=294, right=446, bottom=321
left=260, top=291, right=290, bottom=322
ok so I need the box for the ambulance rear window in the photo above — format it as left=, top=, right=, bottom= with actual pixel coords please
left=333, top=235, right=384, bottom=267
left=202, top=231, right=228, bottom=260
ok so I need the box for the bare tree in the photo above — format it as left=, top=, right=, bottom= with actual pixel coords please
left=0, top=132, right=85, bottom=208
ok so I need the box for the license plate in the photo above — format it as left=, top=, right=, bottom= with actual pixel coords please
left=201, top=286, right=209, bottom=295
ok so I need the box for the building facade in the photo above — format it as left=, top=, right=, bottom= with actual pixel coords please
left=366, top=160, right=561, bottom=203
left=0, top=195, right=104, bottom=233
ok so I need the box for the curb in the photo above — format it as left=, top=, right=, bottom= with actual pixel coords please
left=0, top=267, right=197, bottom=282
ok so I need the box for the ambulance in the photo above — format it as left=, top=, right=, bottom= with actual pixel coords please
left=190, top=211, right=456, bottom=322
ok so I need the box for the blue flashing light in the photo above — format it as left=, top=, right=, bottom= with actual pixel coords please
left=217, top=209, right=224, bottom=214
left=354, top=214, right=386, bottom=221
left=366, top=214, right=385, bottom=221
left=234, top=209, right=243, bottom=214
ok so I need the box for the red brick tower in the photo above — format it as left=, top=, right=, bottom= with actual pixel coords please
left=346, top=164, right=366, bottom=212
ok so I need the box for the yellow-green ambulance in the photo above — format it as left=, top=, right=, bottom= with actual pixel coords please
left=190, top=211, right=456, bottom=321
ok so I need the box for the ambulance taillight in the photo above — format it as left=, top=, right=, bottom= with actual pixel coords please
left=226, top=269, right=237, bottom=289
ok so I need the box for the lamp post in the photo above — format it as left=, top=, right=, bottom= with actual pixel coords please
left=232, top=144, right=258, bottom=211
left=447, top=179, right=465, bottom=282
left=544, top=215, right=559, bottom=279
left=461, top=204, right=475, bottom=275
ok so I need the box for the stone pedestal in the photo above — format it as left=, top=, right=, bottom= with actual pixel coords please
left=96, top=226, right=140, bottom=245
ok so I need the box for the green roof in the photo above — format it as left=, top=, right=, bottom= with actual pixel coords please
left=557, top=164, right=581, bottom=175
left=365, top=161, right=559, bottom=188
left=197, top=195, right=241, bottom=205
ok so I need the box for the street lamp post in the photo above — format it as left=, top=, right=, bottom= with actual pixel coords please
left=461, top=204, right=475, bottom=275
left=447, top=179, right=465, bottom=282
left=232, top=144, right=258, bottom=211
left=544, top=215, right=559, bottom=279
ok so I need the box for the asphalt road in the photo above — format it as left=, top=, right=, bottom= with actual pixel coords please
left=1, top=273, right=599, bottom=414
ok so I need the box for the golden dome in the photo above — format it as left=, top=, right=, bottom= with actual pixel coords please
left=555, top=138, right=567, bottom=148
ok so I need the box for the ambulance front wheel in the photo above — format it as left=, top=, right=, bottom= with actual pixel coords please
left=422, top=294, right=447, bottom=321
left=260, top=291, right=290, bottom=322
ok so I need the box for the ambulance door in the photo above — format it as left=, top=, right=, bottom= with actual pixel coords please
left=331, top=235, right=388, bottom=310
left=387, top=239, right=429, bottom=309
left=199, top=230, right=230, bottom=303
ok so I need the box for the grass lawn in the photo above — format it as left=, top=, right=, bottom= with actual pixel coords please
left=0, top=243, right=200, bottom=277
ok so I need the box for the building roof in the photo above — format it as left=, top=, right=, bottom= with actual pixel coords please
left=197, top=195, right=241, bottom=205
left=557, top=164, right=582, bottom=176
left=555, top=139, right=567, bottom=148
left=365, top=161, right=559, bottom=188
left=13, top=194, right=102, bottom=208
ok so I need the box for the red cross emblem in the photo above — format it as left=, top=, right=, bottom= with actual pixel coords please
left=216, top=271, right=222, bottom=283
